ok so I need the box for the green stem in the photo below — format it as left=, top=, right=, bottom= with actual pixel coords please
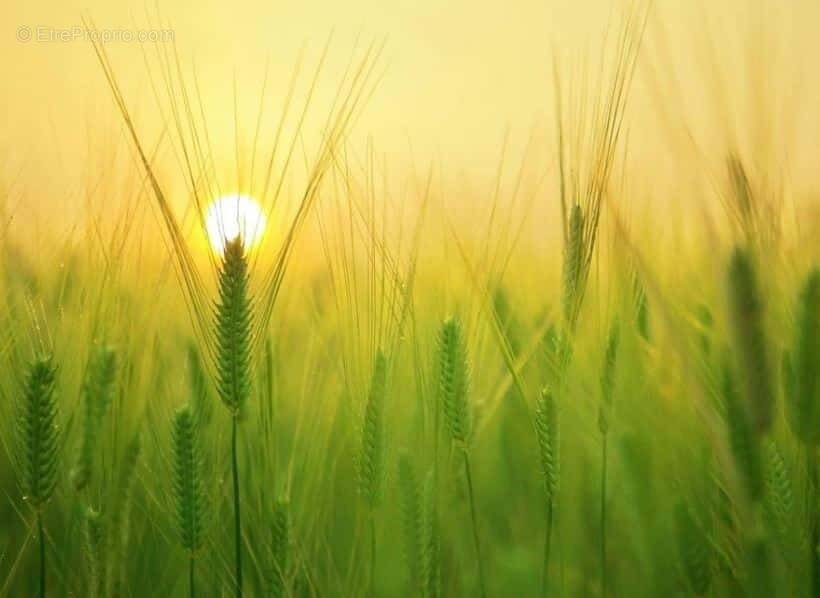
left=189, top=554, right=196, bottom=598
left=370, top=512, right=377, bottom=598
left=463, top=449, right=488, bottom=598
left=231, top=415, right=243, bottom=598
left=38, top=510, right=46, bottom=598
left=556, top=347, right=569, bottom=598
left=809, top=447, right=818, bottom=598
left=601, top=433, right=608, bottom=598
left=541, top=499, right=553, bottom=598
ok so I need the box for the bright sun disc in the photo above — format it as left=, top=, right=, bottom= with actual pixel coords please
left=205, top=194, right=267, bottom=253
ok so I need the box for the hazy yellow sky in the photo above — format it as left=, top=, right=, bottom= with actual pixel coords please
left=2, top=0, right=819, bottom=225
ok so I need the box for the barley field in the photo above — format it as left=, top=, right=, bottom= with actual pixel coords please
left=1, top=1, right=819, bottom=596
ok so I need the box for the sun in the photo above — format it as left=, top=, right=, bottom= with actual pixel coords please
left=204, top=194, right=267, bottom=254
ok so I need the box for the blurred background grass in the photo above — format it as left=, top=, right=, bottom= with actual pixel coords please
left=0, top=0, right=818, bottom=596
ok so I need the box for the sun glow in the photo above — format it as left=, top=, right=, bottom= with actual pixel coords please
left=205, top=194, right=267, bottom=254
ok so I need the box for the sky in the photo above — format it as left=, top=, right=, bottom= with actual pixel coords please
left=1, top=0, right=819, bottom=227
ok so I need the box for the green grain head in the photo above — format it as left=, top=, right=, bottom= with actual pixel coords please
left=562, top=204, right=584, bottom=328
left=727, top=155, right=755, bottom=236
left=84, top=505, right=106, bottom=598
left=72, top=346, right=118, bottom=491
left=437, top=317, right=471, bottom=445
left=598, top=318, right=620, bottom=436
left=786, top=267, right=820, bottom=445
left=108, top=431, right=141, bottom=537
left=726, top=247, right=773, bottom=435
left=721, top=359, right=763, bottom=501
left=358, top=350, right=387, bottom=509
left=422, top=469, right=441, bottom=598
left=16, top=355, right=59, bottom=510
left=397, top=452, right=424, bottom=594
left=762, top=441, right=794, bottom=540
left=542, top=325, right=573, bottom=386
left=269, top=496, right=291, bottom=598
left=171, top=404, right=207, bottom=554
left=215, top=237, right=253, bottom=415
left=534, top=388, right=559, bottom=503
left=674, top=501, right=712, bottom=595
left=633, top=274, right=650, bottom=341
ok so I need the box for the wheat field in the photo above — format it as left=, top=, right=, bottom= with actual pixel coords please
left=0, top=1, right=818, bottom=597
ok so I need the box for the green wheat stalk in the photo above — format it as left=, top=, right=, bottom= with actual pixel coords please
left=763, top=441, right=795, bottom=542
left=785, top=267, right=819, bottom=596
left=438, top=318, right=471, bottom=445
left=436, top=317, right=486, bottom=598
left=632, top=271, right=650, bottom=341
left=83, top=506, right=105, bottom=598
left=214, top=237, right=253, bottom=598
left=787, top=268, right=819, bottom=443
left=359, top=351, right=387, bottom=509
left=71, top=346, right=117, bottom=492
left=761, top=439, right=807, bottom=595
left=16, top=355, right=59, bottom=598
left=674, top=501, right=712, bottom=595
left=422, top=469, right=442, bottom=598
left=398, top=452, right=424, bottom=596
left=598, top=319, right=620, bottom=436
left=562, top=205, right=584, bottom=331
left=268, top=496, right=291, bottom=598
left=720, top=356, right=776, bottom=596
left=72, top=348, right=118, bottom=596
left=553, top=2, right=647, bottom=336
left=598, top=319, right=619, bottom=598
left=720, top=358, right=763, bottom=502
left=171, top=404, right=207, bottom=598
left=723, top=248, right=779, bottom=595
left=358, top=350, right=387, bottom=597
left=534, top=388, right=559, bottom=598
left=108, top=431, right=141, bottom=598
left=726, top=247, right=774, bottom=435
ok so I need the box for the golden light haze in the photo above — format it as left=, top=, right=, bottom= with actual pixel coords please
left=1, top=0, right=819, bottom=232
